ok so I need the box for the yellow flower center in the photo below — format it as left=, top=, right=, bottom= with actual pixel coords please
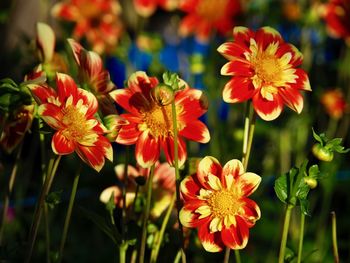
left=207, top=189, right=240, bottom=219
left=141, top=104, right=174, bottom=138
left=253, top=54, right=282, bottom=85
left=61, top=105, right=91, bottom=142
left=197, top=0, right=228, bottom=22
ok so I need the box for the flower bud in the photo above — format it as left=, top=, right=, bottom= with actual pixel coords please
left=151, top=84, right=174, bottom=106
left=312, top=144, right=334, bottom=162
left=304, top=177, right=318, bottom=189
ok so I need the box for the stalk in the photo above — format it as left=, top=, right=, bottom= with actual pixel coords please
left=331, top=212, right=339, bottom=263
left=297, top=213, right=305, bottom=263
left=57, top=166, right=81, bottom=263
left=139, top=164, right=155, bottom=263
left=26, top=155, right=62, bottom=263
left=278, top=204, right=293, bottom=263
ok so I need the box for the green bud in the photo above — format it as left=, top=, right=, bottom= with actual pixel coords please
left=304, top=177, right=318, bottom=189
left=151, top=84, right=174, bottom=106
left=312, top=144, right=334, bottom=162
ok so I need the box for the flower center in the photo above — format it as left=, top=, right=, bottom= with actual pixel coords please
left=61, top=105, right=91, bottom=142
left=142, top=104, right=174, bottom=138
left=207, top=189, right=240, bottom=219
left=253, top=55, right=282, bottom=85
left=197, top=0, right=228, bottom=22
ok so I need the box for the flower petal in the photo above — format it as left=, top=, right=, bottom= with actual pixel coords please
left=197, top=156, right=222, bottom=189
left=56, top=73, right=78, bottom=104
left=222, top=77, right=255, bottom=103
left=135, top=131, right=160, bottom=168
left=255, top=26, right=283, bottom=49
left=75, top=143, right=106, bottom=172
left=294, top=68, right=311, bottom=91
left=161, top=136, right=187, bottom=168
left=38, top=104, right=63, bottom=130
left=217, top=42, right=250, bottom=61
left=180, top=175, right=201, bottom=200
left=67, top=38, right=83, bottom=66
left=220, top=60, right=253, bottom=77
left=222, top=159, right=244, bottom=181
left=179, top=203, right=207, bottom=228
left=238, top=172, right=261, bottom=196
left=221, top=216, right=249, bottom=249
left=114, top=164, right=140, bottom=180
left=240, top=198, right=261, bottom=226
left=110, top=88, right=148, bottom=116
left=36, top=22, right=55, bottom=63
left=176, top=88, right=208, bottom=119
left=28, top=84, right=57, bottom=105
left=279, top=87, right=304, bottom=114
left=252, top=92, right=283, bottom=121
left=51, top=3, right=79, bottom=20
left=233, top=26, right=254, bottom=46
left=179, top=120, right=210, bottom=143
left=77, top=88, right=99, bottom=116
left=51, top=131, right=75, bottom=155
left=198, top=219, right=225, bottom=252
left=115, top=121, right=141, bottom=145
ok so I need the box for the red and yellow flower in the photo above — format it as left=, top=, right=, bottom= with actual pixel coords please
left=322, top=0, right=350, bottom=43
left=29, top=73, right=113, bottom=172
left=179, top=156, right=261, bottom=252
left=52, top=0, right=123, bottom=54
left=68, top=39, right=117, bottom=114
left=110, top=71, right=210, bottom=168
left=133, top=0, right=178, bottom=17
left=218, top=26, right=311, bottom=121
left=178, top=0, right=241, bottom=42
left=321, top=89, right=348, bottom=119
left=100, top=162, right=175, bottom=217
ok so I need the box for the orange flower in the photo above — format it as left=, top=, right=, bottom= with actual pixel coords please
left=52, top=0, right=123, bottom=54
left=218, top=26, right=311, bottom=121
left=323, top=0, right=350, bottom=43
left=179, top=156, right=261, bottom=252
left=110, top=71, right=210, bottom=168
left=133, top=0, right=178, bottom=17
left=100, top=162, right=175, bottom=217
left=29, top=73, right=113, bottom=172
left=321, top=89, right=348, bottom=118
left=178, top=0, right=241, bottom=42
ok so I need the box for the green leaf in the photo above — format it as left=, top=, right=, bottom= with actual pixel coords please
left=308, top=165, right=320, bottom=178
left=274, top=174, right=288, bottom=204
left=78, top=206, right=122, bottom=245
left=312, top=128, right=324, bottom=146
left=299, top=199, right=310, bottom=216
left=284, top=247, right=296, bottom=262
left=106, top=192, right=116, bottom=213
left=332, top=145, right=350, bottom=153
left=45, top=190, right=62, bottom=209
left=326, top=138, right=343, bottom=147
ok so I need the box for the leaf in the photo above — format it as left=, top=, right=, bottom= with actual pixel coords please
left=332, top=145, right=350, bottom=153
left=299, top=199, right=311, bottom=216
left=312, top=128, right=324, bottom=145
left=78, top=206, right=122, bottom=245
left=326, top=138, right=343, bottom=147
left=284, top=247, right=296, bottom=262
left=274, top=175, right=288, bottom=204
left=45, top=190, right=62, bottom=209
left=308, top=165, right=320, bottom=178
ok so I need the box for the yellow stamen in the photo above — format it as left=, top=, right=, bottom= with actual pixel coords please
left=141, top=104, right=174, bottom=138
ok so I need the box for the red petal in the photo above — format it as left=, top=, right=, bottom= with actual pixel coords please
left=252, top=92, right=283, bottom=121
left=222, top=77, right=255, bottom=103
left=240, top=198, right=261, bottom=226
left=197, top=156, right=222, bottom=189
left=222, top=159, right=244, bottom=179
left=198, top=218, right=225, bottom=252
left=38, top=104, right=63, bottom=130
left=221, top=60, right=253, bottom=77
left=77, top=88, right=98, bottom=116
left=115, top=121, right=141, bottom=145
left=51, top=131, right=75, bottom=155
left=75, top=143, right=107, bottom=172
left=133, top=0, right=157, bottom=17
left=217, top=42, right=250, bottom=61
left=233, top=26, right=254, bottom=46
left=178, top=14, right=198, bottom=37
left=255, top=27, right=283, bottom=50
left=176, top=88, right=208, bottom=119
left=161, top=136, right=187, bottom=168
left=135, top=131, right=160, bottom=168
left=110, top=88, right=148, bottom=116
left=179, top=120, right=210, bottom=143
left=51, top=3, right=79, bottom=20
left=56, top=73, right=78, bottom=104
left=238, top=172, right=261, bottom=197
left=67, top=38, right=83, bottom=66
left=221, top=216, right=249, bottom=249
left=276, top=43, right=303, bottom=67
left=29, top=84, right=57, bottom=104
left=179, top=202, right=208, bottom=228
left=180, top=175, right=201, bottom=200
left=294, top=68, right=311, bottom=91
left=279, top=87, right=304, bottom=114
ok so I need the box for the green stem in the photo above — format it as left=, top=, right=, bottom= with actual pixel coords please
left=120, top=243, right=128, bottom=263
left=122, top=147, right=129, bottom=240
left=26, top=155, right=62, bottom=263
left=297, top=213, right=305, bottom=263
left=43, top=204, right=51, bottom=263
left=150, top=193, right=176, bottom=263
left=278, top=205, right=294, bottom=263
left=57, top=166, right=81, bottom=263
left=171, top=98, right=186, bottom=263
left=0, top=144, right=22, bottom=244
left=139, top=164, right=155, bottom=263
left=331, top=212, right=339, bottom=263
left=234, top=250, right=242, bottom=263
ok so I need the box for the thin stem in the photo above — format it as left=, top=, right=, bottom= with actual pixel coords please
left=173, top=250, right=181, bottom=263
left=171, top=98, right=186, bottom=263
left=43, top=204, right=51, bottom=263
left=278, top=205, right=293, bottom=263
left=234, top=250, right=242, bottom=263
left=122, top=147, right=129, bottom=240
left=150, top=193, right=176, bottom=263
left=331, top=211, right=339, bottom=263
left=120, top=243, right=128, bottom=263
left=139, top=164, right=155, bottom=263
left=297, top=213, right=305, bottom=263
left=0, top=143, right=22, bottom=244
left=57, top=166, right=81, bottom=263
left=26, top=155, right=62, bottom=263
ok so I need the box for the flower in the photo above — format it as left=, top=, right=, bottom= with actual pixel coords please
left=133, top=0, right=178, bottom=17
left=179, top=156, right=261, bottom=252
left=178, top=0, right=241, bottom=42
left=321, top=89, right=348, bottom=119
left=110, top=71, right=210, bottom=168
left=322, top=0, right=350, bottom=43
left=100, top=162, right=175, bottom=217
left=68, top=39, right=117, bottom=114
left=29, top=73, right=113, bottom=172
left=218, top=26, right=311, bottom=121
left=52, top=0, right=123, bottom=54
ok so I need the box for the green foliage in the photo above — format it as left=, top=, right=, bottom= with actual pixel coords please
left=45, top=190, right=63, bottom=210
left=0, top=78, right=32, bottom=113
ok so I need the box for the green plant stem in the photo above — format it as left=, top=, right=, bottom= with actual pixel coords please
left=171, top=99, right=186, bottom=263
left=150, top=193, right=176, bottom=263
left=122, top=147, right=129, bottom=240
left=26, top=155, right=62, bottom=263
left=331, top=212, right=339, bottom=263
left=57, top=167, right=81, bottom=263
left=43, top=204, right=51, bottom=263
left=139, top=164, right=155, bottom=263
left=0, top=144, right=22, bottom=245
left=278, top=204, right=294, bottom=263
left=120, top=243, right=128, bottom=263
left=297, top=213, right=305, bottom=263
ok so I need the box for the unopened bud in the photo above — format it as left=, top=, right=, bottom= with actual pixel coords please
left=312, top=144, right=334, bottom=162
left=304, top=177, right=318, bottom=189
left=151, top=84, right=174, bottom=106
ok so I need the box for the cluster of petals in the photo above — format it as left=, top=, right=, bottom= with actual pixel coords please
left=321, top=89, right=348, bottom=119
left=218, top=26, right=311, bottom=121
left=52, top=0, right=123, bottom=54
left=68, top=39, right=117, bottom=114
left=29, top=73, right=113, bottom=172
left=110, top=71, right=210, bottom=168
left=178, top=0, right=241, bottom=42
left=179, top=156, right=261, bottom=252
left=100, top=162, right=175, bottom=217
left=322, top=0, right=350, bottom=43
left=133, top=0, right=178, bottom=17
